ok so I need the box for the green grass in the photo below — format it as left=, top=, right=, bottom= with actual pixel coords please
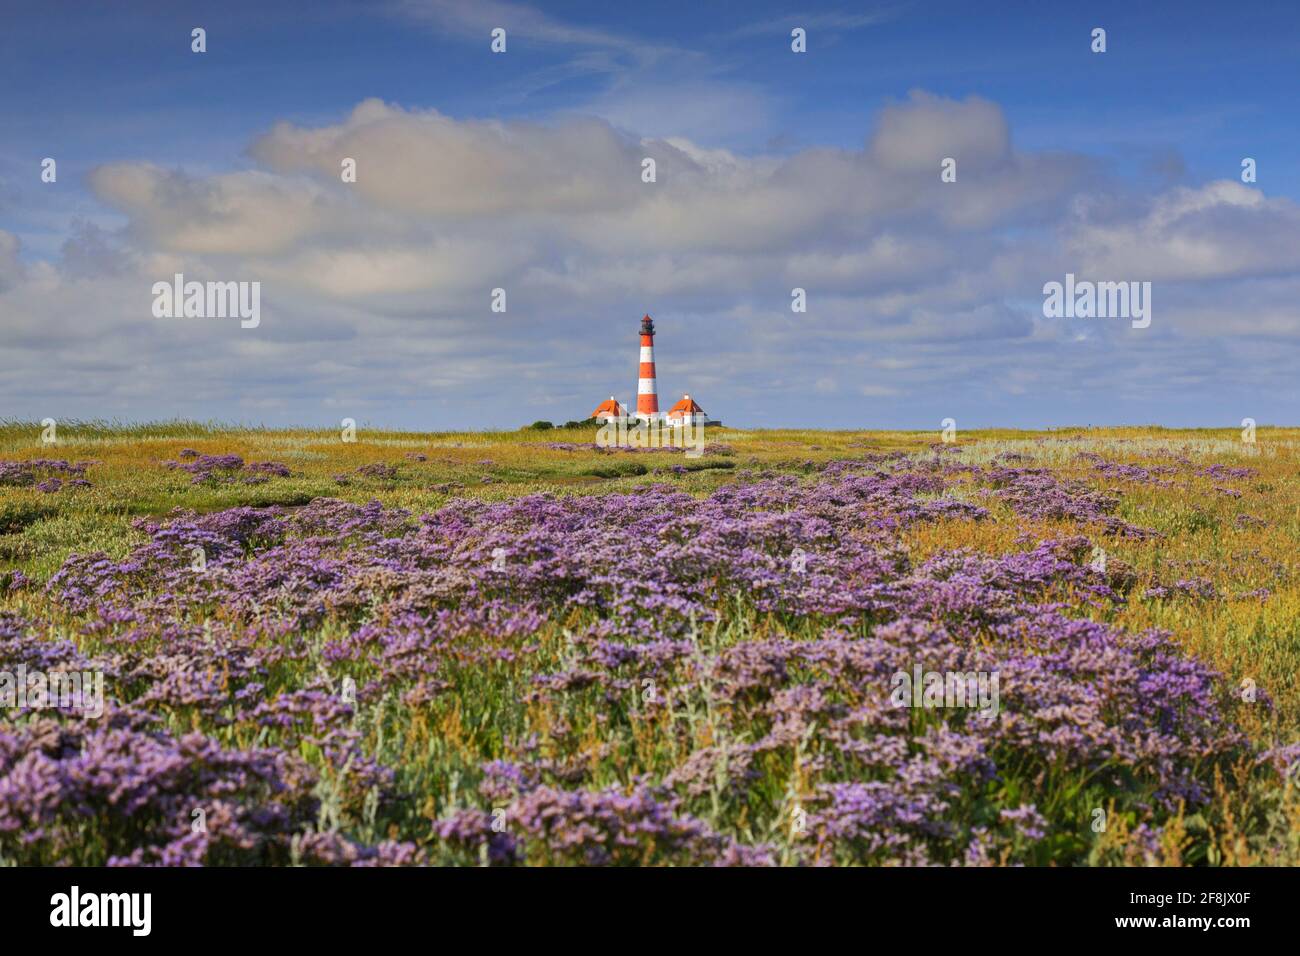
left=3, top=420, right=1299, bottom=864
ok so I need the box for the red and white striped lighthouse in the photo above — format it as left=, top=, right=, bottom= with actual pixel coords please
left=636, top=314, right=660, bottom=421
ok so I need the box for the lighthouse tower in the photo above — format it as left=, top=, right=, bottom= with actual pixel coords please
left=636, top=314, right=660, bottom=422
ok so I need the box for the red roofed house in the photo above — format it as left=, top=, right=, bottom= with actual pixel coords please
left=664, top=394, right=707, bottom=427
left=590, top=396, right=629, bottom=422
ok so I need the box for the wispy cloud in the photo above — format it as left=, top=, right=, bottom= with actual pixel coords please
left=728, top=5, right=907, bottom=38
left=392, top=0, right=639, bottom=50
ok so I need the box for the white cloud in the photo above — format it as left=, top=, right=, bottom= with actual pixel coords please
left=870, top=91, right=1011, bottom=173
left=88, top=164, right=332, bottom=255
left=1065, top=180, right=1300, bottom=281
left=3, top=91, right=1298, bottom=428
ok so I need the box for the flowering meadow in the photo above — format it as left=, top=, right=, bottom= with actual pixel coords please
left=1, top=421, right=1298, bottom=866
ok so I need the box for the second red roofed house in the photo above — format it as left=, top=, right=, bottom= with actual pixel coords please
left=664, top=394, right=707, bottom=427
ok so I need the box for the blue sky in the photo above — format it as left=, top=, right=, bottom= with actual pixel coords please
left=1, top=0, right=1298, bottom=429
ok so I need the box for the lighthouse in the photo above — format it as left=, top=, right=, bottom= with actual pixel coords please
left=636, top=314, right=660, bottom=422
